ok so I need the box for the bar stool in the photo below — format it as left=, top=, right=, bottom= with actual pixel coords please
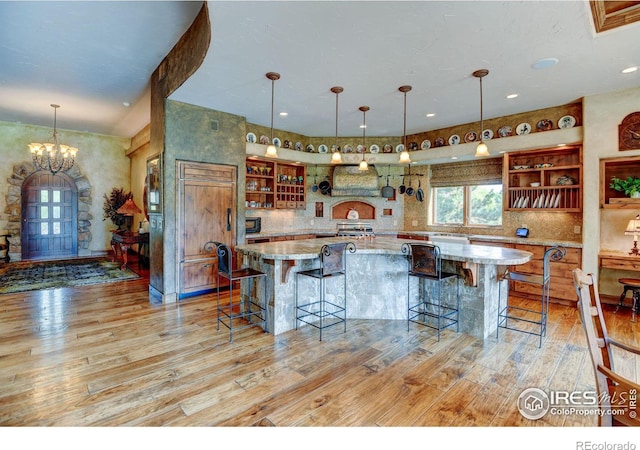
left=497, top=245, right=566, bottom=347
left=211, top=241, right=268, bottom=342
left=402, top=242, right=460, bottom=341
left=615, top=278, right=640, bottom=322
left=295, top=241, right=356, bottom=341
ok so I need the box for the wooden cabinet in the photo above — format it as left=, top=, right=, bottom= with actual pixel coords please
left=599, top=155, right=640, bottom=208
left=503, top=146, right=582, bottom=212
left=471, top=239, right=581, bottom=305
left=246, top=157, right=305, bottom=210
left=510, top=243, right=581, bottom=305
left=177, top=161, right=236, bottom=296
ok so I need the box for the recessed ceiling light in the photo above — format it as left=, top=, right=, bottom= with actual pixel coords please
left=426, top=113, right=436, bottom=118
left=531, top=57, right=559, bottom=70
left=279, top=111, right=288, bottom=116
left=506, top=93, right=518, bottom=99
left=622, top=66, right=638, bottom=74
left=451, top=156, right=458, bottom=160
left=123, top=102, right=131, bottom=107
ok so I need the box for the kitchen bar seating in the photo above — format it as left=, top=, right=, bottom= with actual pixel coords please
left=497, top=245, right=566, bottom=347
left=295, top=241, right=356, bottom=341
left=402, top=243, right=460, bottom=341
left=212, top=241, right=268, bottom=342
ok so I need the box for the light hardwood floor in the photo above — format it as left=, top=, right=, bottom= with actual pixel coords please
left=0, top=267, right=638, bottom=427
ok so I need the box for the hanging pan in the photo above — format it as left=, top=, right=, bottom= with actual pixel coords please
left=406, top=180, right=415, bottom=196
left=398, top=175, right=406, bottom=194
left=416, top=178, right=424, bottom=202
left=381, top=166, right=395, bottom=198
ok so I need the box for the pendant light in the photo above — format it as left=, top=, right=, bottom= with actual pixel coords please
left=398, top=85, right=412, bottom=164
left=265, top=72, right=280, bottom=158
left=331, top=86, right=343, bottom=163
left=473, top=69, right=490, bottom=157
left=358, top=106, right=369, bottom=171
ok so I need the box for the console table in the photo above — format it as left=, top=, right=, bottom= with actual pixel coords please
left=111, top=231, right=149, bottom=270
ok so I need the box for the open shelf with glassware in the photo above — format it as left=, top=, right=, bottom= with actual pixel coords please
left=504, top=146, right=582, bottom=212
left=246, top=157, right=275, bottom=209
left=246, top=157, right=305, bottom=210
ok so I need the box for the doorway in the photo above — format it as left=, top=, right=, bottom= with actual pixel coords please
left=21, top=171, right=78, bottom=260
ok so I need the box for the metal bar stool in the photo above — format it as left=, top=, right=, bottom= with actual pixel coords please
left=497, top=245, right=566, bottom=347
left=402, top=242, right=460, bottom=341
left=210, top=241, right=268, bottom=342
left=295, top=241, right=356, bottom=341
left=614, top=278, right=640, bottom=322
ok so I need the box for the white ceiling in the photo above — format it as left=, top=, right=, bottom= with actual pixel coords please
left=2, top=1, right=640, bottom=140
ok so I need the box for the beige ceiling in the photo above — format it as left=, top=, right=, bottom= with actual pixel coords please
left=1, top=1, right=640, bottom=139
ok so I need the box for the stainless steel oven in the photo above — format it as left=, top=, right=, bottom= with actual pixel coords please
left=245, top=217, right=261, bottom=234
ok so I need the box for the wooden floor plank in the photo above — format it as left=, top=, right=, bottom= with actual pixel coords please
left=1, top=265, right=638, bottom=427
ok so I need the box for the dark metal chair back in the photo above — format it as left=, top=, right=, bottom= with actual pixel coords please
left=319, top=242, right=354, bottom=276
left=403, top=243, right=442, bottom=279
left=542, top=245, right=566, bottom=283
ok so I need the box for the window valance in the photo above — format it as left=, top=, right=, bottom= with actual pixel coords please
left=430, top=157, right=503, bottom=187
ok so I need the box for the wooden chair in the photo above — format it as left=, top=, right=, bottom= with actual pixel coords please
left=572, top=268, right=640, bottom=426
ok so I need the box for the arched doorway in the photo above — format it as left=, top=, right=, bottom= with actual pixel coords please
left=21, top=171, right=78, bottom=260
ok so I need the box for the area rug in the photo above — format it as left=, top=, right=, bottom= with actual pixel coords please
left=0, top=257, right=140, bottom=294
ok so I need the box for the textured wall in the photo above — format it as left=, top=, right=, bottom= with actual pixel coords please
left=0, top=120, right=131, bottom=257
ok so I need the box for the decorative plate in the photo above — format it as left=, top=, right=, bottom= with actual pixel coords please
left=246, top=132, right=257, bottom=143
left=331, top=144, right=341, bottom=153
left=396, top=144, right=405, bottom=153
left=295, top=142, right=303, bottom=151
left=382, top=144, right=393, bottom=153
left=306, top=144, right=315, bottom=152
left=318, top=144, right=328, bottom=154
left=434, top=137, right=445, bottom=147
left=464, top=131, right=477, bottom=143
left=259, top=135, right=270, bottom=145
left=409, top=141, right=419, bottom=151
left=536, top=119, right=553, bottom=131
left=356, top=144, right=366, bottom=153
left=421, top=139, right=431, bottom=150
left=272, top=137, right=281, bottom=147
left=369, top=144, right=380, bottom=153
left=482, top=129, right=494, bottom=140
left=516, top=123, right=531, bottom=135
left=448, top=134, right=460, bottom=145
left=558, top=115, right=576, bottom=129
left=283, top=140, right=291, bottom=149
left=343, top=144, right=354, bottom=153
left=497, top=126, right=513, bottom=138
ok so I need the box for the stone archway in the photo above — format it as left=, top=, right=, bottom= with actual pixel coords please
left=4, top=162, right=93, bottom=261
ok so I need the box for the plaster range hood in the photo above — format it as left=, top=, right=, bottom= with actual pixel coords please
left=331, top=165, right=381, bottom=197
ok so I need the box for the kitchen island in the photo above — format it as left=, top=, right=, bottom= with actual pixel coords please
left=235, top=237, right=532, bottom=339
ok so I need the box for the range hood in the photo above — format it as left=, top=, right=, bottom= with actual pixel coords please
left=331, top=165, right=381, bottom=197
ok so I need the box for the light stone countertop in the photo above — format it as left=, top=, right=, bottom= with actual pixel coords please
left=246, top=229, right=582, bottom=249
left=236, top=236, right=533, bottom=266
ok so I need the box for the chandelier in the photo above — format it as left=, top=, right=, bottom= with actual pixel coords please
left=28, top=104, right=78, bottom=175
